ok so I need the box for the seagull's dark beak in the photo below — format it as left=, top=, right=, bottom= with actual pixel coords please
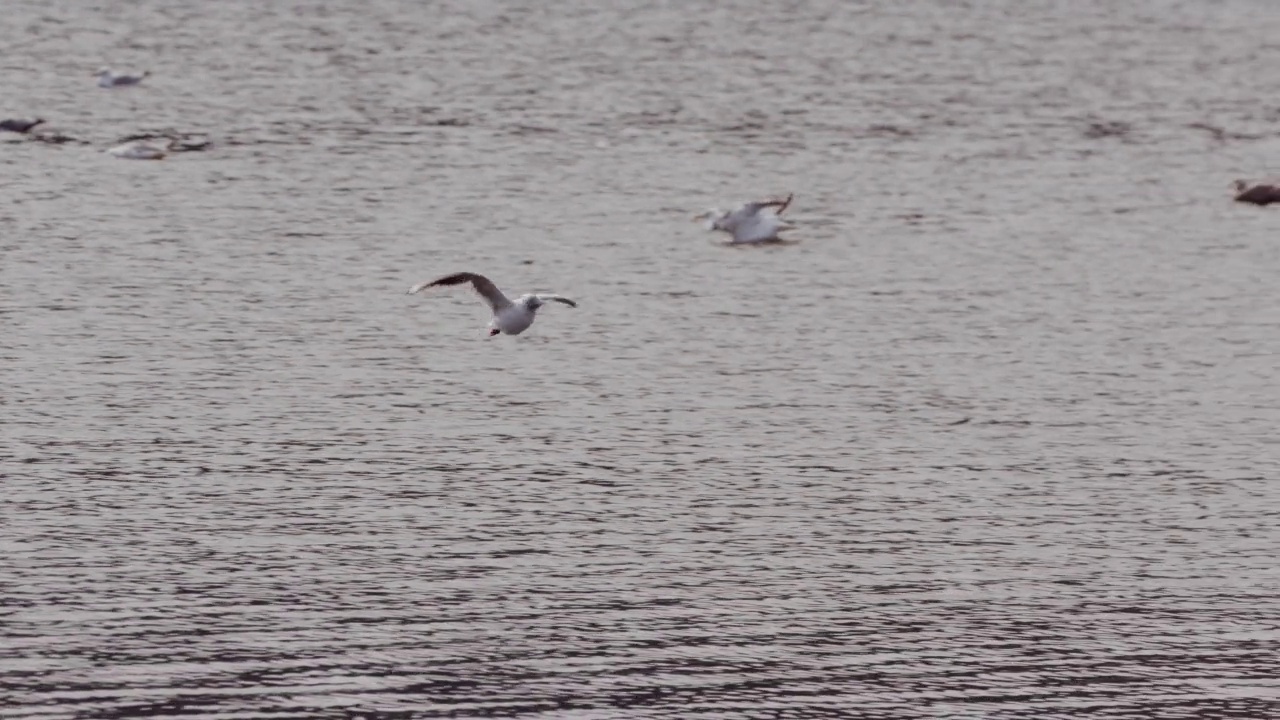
left=488, top=328, right=500, bottom=337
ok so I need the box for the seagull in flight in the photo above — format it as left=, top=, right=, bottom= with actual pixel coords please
left=97, top=68, right=149, bottom=88
left=407, top=272, right=577, bottom=337
left=694, top=193, right=796, bottom=244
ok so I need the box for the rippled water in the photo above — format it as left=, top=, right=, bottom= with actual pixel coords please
left=4, top=0, right=1280, bottom=717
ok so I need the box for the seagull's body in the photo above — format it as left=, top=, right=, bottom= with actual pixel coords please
left=1234, top=179, right=1280, bottom=206
left=97, top=68, right=149, bottom=88
left=0, top=118, right=44, bottom=134
left=106, top=140, right=169, bottom=160
left=695, top=193, right=795, bottom=244
left=407, top=271, right=577, bottom=337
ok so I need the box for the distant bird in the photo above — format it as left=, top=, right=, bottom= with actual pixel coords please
left=694, top=193, right=796, bottom=244
left=0, top=118, right=44, bottom=133
left=115, top=130, right=212, bottom=152
left=96, top=68, right=149, bottom=88
left=31, top=132, right=86, bottom=146
left=106, top=140, right=169, bottom=160
left=406, top=272, right=577, bottom=337
left=1233, top=180, right=1280, bottom=206
left=168, top=137, right=212, bottom=152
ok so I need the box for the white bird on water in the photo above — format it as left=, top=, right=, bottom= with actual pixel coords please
left=407, top=272, right=577, bottom=337
left=694, top=193, right=796, bottom=244
left=106, top=140, right=169, bottom=160
left=96, top=68, right=149, bottom=88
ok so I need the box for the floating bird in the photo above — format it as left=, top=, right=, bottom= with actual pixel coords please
left=1233, top=179, right=1280, bottom=206
left=96, top=68, right=149, bottom=88
left=694, top=193, right=796, bottom=244
left=31, top=132, right=87, bottom=146
left=106, top=140, right=169, bottom=160
left=0, top=118, right=44, bottom=133
left=406, top=272, right=577, bottom=337
left=115, top=130, right=212, bottom=152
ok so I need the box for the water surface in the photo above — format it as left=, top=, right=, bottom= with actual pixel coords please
left=3, top=0, right=1280, bottom=717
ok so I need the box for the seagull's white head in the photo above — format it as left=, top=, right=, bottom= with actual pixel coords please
left=95, top=68, right=111, bottom=78
left=692, top=208, right=727, bottom=230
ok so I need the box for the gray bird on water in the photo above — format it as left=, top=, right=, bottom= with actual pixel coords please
left=0, top=118, right=44, bottom=133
